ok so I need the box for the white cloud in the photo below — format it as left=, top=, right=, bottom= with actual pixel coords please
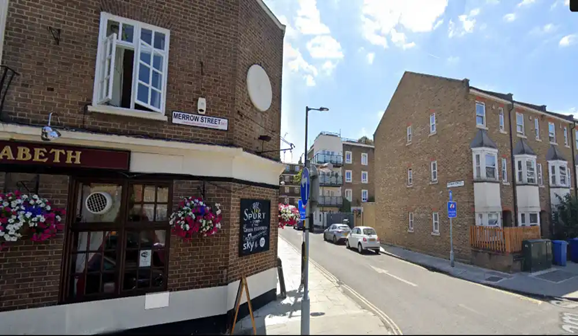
left=560, top=34, right=577, bottom=47
left=517, top=0, right=536, bottom=7
left=390, top=28, right=417, bottom=49
left=294, top=0, right=330, bottom=35
left=551, top=0, right=569, bottom=9
left=277, top=15, right=299, bottom=40
left=361, top=0, right=447, bottom=49
left=449, top=8, right=480, bottom=37
left=503, top=13, right=516, bottom=22
left=433, top=19, right=444, bottom=30
left=530, top=23, right=557, bottom=35
left=321, top=60, right=337, bottom=75
left=367, top=52, right=375, bottom=64
left=284, top=42, right=318, bottom=86
left=447, top=56, right=460, bottom=63
left=306, top=35, right=344, bottom=59
left=486, top=0, right=500, bottom=4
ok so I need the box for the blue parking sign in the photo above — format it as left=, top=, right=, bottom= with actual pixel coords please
left=298, top=200, right=306, bottom=220
left=448, top=201, right=457, bottom=218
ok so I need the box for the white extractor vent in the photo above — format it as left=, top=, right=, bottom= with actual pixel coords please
left=85, top=192, right=113, bottom=215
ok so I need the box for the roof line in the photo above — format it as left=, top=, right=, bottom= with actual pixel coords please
left=255, top=0, right=285, bottom=31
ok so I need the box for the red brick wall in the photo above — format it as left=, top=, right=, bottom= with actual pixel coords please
left=2, top=0, right=283, bottom=161
left=0, top=173, right=68, bottom=312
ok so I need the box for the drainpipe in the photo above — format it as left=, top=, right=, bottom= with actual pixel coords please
left=507, top=94, right=519, bottom=227
left=571, top=117, right=577, bottom=198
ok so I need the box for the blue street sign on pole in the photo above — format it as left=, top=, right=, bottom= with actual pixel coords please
left=448, top=201, right=457, bottom=218
left=300, top=167, right=310, bottom=206
left=449, top=190, right=453, bottom=202
left=298, top=200, right=306, bottom=220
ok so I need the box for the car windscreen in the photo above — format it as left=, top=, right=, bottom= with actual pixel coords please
left=336, top=225, right=350, bottom=230
left=363, top=228, right=376, bottom=235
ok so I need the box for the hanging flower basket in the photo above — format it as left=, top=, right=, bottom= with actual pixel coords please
left=278, top=203, right=299, bottom=228
left=0, top=191, right=65, bottom=250
left=169, top=197, right=222, bottom=241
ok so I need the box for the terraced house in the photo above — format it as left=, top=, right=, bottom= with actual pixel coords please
left=0, top=0, right=284, bottom=334
left=375, top=71, right=577, bottom=270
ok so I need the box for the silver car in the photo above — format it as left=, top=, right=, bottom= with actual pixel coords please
left=323, top=224, right=352, bottom=244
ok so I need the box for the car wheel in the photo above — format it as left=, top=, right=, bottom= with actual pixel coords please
left=358, top=243, right=363, bottom=254
left=333, top=235, right=337, bottom=244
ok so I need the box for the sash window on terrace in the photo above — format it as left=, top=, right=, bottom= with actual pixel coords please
left=515, top=156, right=537, bottom=184
left=472, top=149, right=498, bottom=181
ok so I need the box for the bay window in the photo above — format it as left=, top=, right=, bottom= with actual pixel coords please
left=515, top=155, right=537, bottom=184
left=93, top=13, right=170, bottom=115
left=549, top=160, right=569, bottom=187
left=476, top=212, right=501, bottom=226
left=472, top=149, right=498, bottom=181
left=519, top=212, right=540, bottom=227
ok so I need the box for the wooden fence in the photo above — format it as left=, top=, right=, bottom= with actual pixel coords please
left=469, top=226, right=541, bottom=253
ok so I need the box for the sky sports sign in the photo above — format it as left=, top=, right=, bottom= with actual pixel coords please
left=172, top=111, right=229, bottom=131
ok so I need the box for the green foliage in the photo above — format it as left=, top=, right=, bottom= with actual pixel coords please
left=293, top=170, right=302, bottom=184
left=552, top=194, right=578, bottom=240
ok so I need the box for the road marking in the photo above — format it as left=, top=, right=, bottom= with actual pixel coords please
left=468, top=280, right=542, bottom=305
left=458, top=303, right=484, bottom=316
left=280, top=235, right=403, bottom=335
left=371, top=266, right=418, bottom=287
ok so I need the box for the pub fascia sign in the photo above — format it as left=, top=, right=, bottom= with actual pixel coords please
left=0, top=141, right=130, bottom=170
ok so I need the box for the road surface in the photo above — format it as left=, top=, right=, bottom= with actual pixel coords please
left=281, top=228, right=577, bottom=335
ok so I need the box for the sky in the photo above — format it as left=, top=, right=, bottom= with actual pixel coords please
left=263, top=0, right=578, bottom=164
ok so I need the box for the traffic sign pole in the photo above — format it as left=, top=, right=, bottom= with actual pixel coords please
left=448, top=192, right=456, bottom=268
left=450, top=217, right=455, bottom=267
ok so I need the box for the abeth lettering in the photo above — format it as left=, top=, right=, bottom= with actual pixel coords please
left=0, top=145, right=82, bottom=164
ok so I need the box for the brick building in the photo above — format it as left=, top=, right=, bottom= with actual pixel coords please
left=279, top=162, right=302, bottom=206
left=374, top=71, right=577, bottom=262
left=0, top=0, right=284, bottom=334
left=304, top=132, right=374, bottom=227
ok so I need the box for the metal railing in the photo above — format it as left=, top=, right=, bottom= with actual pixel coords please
left=312, top=153, right=343, bottom=166
left=318, top=196, right=343, bottom=206
left=319, top=173, right=343, bottom=186
left=0, top=65, right=19, bottom=120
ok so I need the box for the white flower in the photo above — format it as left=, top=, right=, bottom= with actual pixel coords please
left=45, top=205, right=51, bottom=211
left=29, top=200, right=35, bottom=205
left=21, top=195, right=28, bottom=200
left=10, top=201, right=16, bottom=208
left=32, top=195, right=38, bottom=200
left=0, top=231, right=4, bottom=237
left=185, top=224, right=190, bottom=230
left=39, top=217, right=45, bottom=222
left=2, top=202, right=8, bottom=207
left=7, top=219, right=13, bottom=224
left=16, top=199, right=22, bottom=204
left=25, top=212, right=32, bottom=218
left=8, top=230, right=14, bottom=235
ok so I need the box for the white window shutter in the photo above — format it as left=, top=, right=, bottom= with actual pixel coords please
left=98, top=33, right=117, bottom=105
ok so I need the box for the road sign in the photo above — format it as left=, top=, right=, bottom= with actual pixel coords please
left=298, top=200, right=306, bottom=220
left=449, top=190, right=453, bottom=202
left=300, top=167, right=310, bottom=206
left=448, top=201, right=457, bottom=218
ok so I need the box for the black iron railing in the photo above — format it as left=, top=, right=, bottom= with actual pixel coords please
left=0, top=65, right=19, bottom=120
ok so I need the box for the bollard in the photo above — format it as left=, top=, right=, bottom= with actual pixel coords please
left=277, top=257, right=287, bottom=299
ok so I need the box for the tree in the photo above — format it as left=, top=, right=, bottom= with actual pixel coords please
left=358, top=136, right=374, bottom=145
left=552, top=194, right=578, bottom=240
left=293, top=169, right=302, bottom=184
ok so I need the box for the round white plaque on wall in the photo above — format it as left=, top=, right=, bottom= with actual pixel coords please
left=246, top=64, right=273, bottom=112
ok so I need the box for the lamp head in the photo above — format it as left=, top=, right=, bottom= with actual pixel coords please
left=41, top=125, right=61, bottom=142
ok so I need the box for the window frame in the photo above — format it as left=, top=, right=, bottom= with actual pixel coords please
left=408, top=212, right=414, bottom=232
left=432, top=212, right=439, bottom=234
left=515, top=155, right=537, bottom=185
left=361, top=171, right=368, bottom=184
left=430, top=113, right=436, bottom=134
left=538, top=163, right=543, bottom=186
left=407, top=168, right=413, bottom=186
left=564, top=127, right=569, bottom=146
left=516, top=112, right=525, bottom=135
left=361, top=189, right=368, bottom=202
left=476, top=102, right=486, bottom=127
left=534, top=118, right=540, bottom=139
left=63, top=178, right=172, bottom=304
left=472, top=148, right=498, bottom=181
left=345, top=151, right=352, bottom=164
left=361, top=153, right=368, bottom=166
left=499, top=108, right=505, bottom=132
left=407, top=126, right=412, bottom=143
left=345, top=170, right=352, bottom=183
left=345, top=189, right=352, bottom=202
left=430, top=160, right=438, bottom=182
left=549, top=122, right=556, bottom=143
left=549, top=160, right=569, bottom=187
left=92, top=12, right=171, bottom=115
left=501, top=158, right=508, bottom=183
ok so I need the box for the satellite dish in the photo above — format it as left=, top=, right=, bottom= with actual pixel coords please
left=247, top=64, right=273, bottom=112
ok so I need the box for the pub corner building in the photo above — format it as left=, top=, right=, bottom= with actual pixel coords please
left=0, top=0, right=286, bottom=334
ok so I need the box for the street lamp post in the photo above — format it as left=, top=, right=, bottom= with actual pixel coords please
left=301, top=105, right=328, bottom=336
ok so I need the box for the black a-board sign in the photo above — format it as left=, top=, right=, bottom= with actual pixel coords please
left=239, top=199, right=271, bottom=257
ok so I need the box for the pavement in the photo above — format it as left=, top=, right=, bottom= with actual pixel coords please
left=280, top=228, right=578, bottom=334
left=233, top=235, right=393, bottom=335
left=379, top=243, right=578, bottom=300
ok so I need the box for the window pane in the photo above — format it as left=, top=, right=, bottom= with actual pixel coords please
left=121, top=23, right=134, bottom=42
left=144, top=186, right=156, bottom=202
left=140, top=51, right=151, bottom=65
left=476, top=115, right=484, bottom=125
left=141, top=28, right=153, bottom=45
left=138, top=63, right=150, bottom=83
left=106, top=20, right=120, bottom=36
left=137, top=83, right=149, bottom=103
left=488, top=213, right=499, bottom=226
left=151, top=89, right=161, bottom=109
left=152, top=71, right=162, bottom=90
left=486, top=154, right=496, bottom=179
left=153, top=32, right=166, bottom=50
left=142, top=204, right=155, bottom=221
left=128, top=204, right=143, bottom=221
left=76, top=183, right=123, bottom=223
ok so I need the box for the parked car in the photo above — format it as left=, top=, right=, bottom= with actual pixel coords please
left=346, top=226, right=380, bottom=254
left=323, top=224, right=352, bottom=244
left=293, top=220, right=304, bottom=231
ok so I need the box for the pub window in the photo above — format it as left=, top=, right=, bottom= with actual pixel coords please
left=4, top=173, right=39, bottom=194
left=67, top=181, right=170, bottom=302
